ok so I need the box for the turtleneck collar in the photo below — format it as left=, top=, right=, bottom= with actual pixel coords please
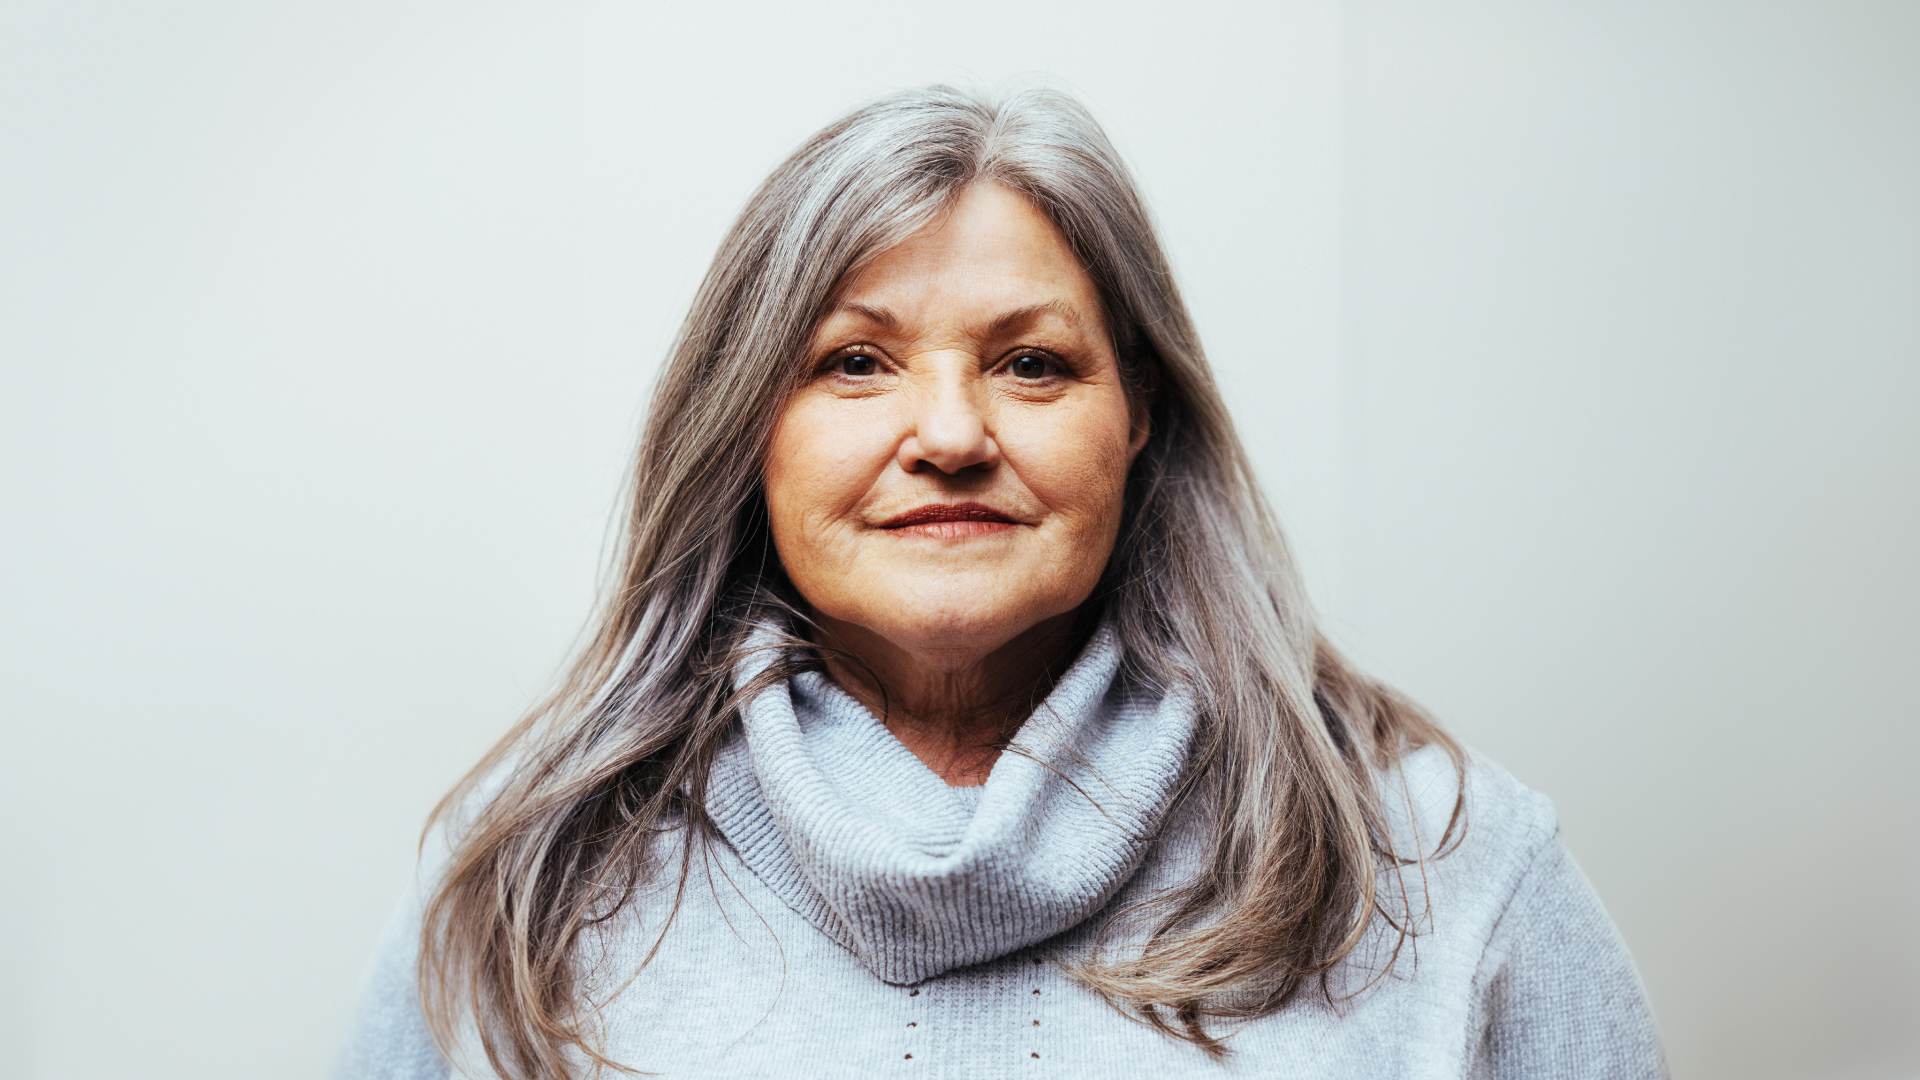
left=704, top=623, right=1198, bottom=985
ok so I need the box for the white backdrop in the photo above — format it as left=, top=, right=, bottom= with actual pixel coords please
left=1, top=2, right=1913, bottom=1078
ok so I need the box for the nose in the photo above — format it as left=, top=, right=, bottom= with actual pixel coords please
left=897, top=361, right=1000, bottom=475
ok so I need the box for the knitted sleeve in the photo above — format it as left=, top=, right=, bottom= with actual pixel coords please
left=334, top=883, right=453, bottom=1080
left=1470, top=834, right=1668, bottom=1079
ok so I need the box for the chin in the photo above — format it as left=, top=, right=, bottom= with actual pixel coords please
left=844, top=581, right=1080, bottom=656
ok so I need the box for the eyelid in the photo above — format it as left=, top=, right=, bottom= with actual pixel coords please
left=817, top=344, right=891, bottom=374
left=996, top=347, right=1068, bottom=377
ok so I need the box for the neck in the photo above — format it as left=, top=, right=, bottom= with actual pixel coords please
left=810, top=613, right=1081, bottom=786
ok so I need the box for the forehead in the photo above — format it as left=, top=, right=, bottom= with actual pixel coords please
left=825, top=182, right=1104, bottom=336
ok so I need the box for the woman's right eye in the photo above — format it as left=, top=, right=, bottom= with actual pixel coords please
left=837, top=353, right=879, bottom=376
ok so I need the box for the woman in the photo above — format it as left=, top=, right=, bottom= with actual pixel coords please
left=339, top=86, right=1665, bottom=1079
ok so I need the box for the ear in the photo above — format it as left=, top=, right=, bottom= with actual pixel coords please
left=1125, top=392, right=1153, bottom=463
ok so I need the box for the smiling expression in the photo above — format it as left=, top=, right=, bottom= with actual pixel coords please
left=763, top=181, right=1149, bottom=659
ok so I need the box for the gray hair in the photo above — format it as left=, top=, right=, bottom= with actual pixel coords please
left=419, top=85, right=1462, bottom=1079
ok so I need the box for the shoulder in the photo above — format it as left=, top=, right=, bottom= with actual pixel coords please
left=1366, top=741, right=1570, bottom=968
left=1413, top=755, right=1667, bottom=1076
left=1387, top=742, right=1559, bottom=874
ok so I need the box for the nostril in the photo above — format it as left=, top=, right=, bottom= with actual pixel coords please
left=900, top=402, right=999, bottom=475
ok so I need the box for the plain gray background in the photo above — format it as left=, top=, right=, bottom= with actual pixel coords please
left=2, top=1, right=1915, bottom=1077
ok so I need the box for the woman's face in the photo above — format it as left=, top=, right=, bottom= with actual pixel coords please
left=765, top=181, right=1148, bottom=662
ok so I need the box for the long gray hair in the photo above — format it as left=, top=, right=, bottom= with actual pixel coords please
left=420, top=85, right=1462, bottom=1079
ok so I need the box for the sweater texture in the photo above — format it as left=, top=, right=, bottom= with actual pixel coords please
left=337, top=628, right=1667, bottom=1079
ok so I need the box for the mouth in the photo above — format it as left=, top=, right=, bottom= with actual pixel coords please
left=877, top=502, right=1020, bottom=538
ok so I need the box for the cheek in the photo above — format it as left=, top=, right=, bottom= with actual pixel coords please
left=764, top=394, right=889, bottom=570
left=1003, top=391, right=1137, bottom=534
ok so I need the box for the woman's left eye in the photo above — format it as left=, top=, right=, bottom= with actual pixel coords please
left=837, top=353, right=879, bottom=376
left=1008, top=354, right=1053, bottom=379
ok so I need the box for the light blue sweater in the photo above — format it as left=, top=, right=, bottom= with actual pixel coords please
left=338, top=626, right=1666, bottom=1078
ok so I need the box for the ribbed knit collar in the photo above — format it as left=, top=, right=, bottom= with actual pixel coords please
left=705, top=624, right=1198, bottom=985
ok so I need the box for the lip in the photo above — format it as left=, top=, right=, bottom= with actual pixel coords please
left=878, top=502, right=1019, bottom=529
left=875, top=502, right=1021, bottom=538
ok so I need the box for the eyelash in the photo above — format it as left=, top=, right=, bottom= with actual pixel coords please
left=1003, top=351, right=1059, bottom=380
left=827, top=351, right=883, bottom=377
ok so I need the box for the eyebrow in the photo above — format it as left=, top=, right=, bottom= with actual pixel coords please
left=834, top=302, right=900, bottom=329
left=981, top=300, right=1088, bottom=339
